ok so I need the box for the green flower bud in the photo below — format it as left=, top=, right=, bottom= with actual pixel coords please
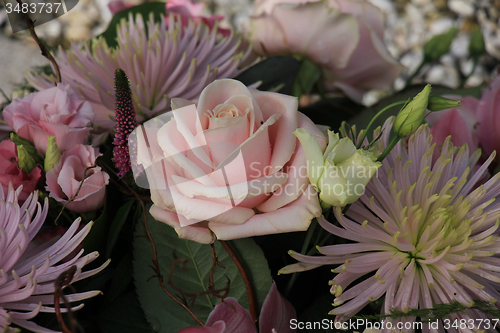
left=10, top=133, right=34, bottom=147
left=394, top=84, right=432, bottom=137
left=10, top=133, right=44, bottom=165
left=469, top=26, right=485, bottom=59
left=44, top=136, right=61, bottom=172
left=423, top=27, right=458, bottom=62
left=427, top=95, right=461, bottom=111
left=294, top=128, right=381, bottom=208
left=17, top=145, right=37, bottom=174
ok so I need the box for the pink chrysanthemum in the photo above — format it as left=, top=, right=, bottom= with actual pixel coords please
left=281, top=118, right=500, bottom=332
left=0, top=184, right=109, bottom=333
left=27, top=12, right=251, bottom=137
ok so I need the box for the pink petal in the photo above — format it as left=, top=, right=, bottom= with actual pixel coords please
left=209, top=185, right=321, bottom=240
left=259, top=282, right=297, bottom=333
left=205, top=298, right=257, bottom=333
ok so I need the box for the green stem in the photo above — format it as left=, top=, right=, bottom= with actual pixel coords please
left=377, top=134, right=402, bottom=162
left=284, top=217, right=318, bottom=296
left=404, top=60, right=426, bottom=89
left=357, top=101, right=408, bottom=149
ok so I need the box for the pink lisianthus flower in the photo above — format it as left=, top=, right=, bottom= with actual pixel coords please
left=3, top=83, right=93, bottom=155
left=426, top=96, right=480, bottom=161
left=46, top=144, right=110, bottom=213
left=247, top=0, right=402, bottom=102
left=178, top=282, right=296, bottom=333
left=0, top=139, right=41, bottom=202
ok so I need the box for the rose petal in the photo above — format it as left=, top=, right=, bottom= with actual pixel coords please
left=251, top=89, right=298, bottom=175
left=150, top=206, right=215, bottom=244
left=196, top=79, right=264, bottom=131
left=257, top=112, right=327, bottom=212
left=210, top=185, right=321, bottom=239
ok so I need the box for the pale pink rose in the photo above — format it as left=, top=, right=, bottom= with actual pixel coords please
left=133, top=79, right=325, bottom=243
left=46, top=144, right=109, bottom=213
left=477, top=76, right=500, bottom=159
left=178, top=282, right=296, bottom=333
left=3, top=83, right=93, bottom=155
left=0, top=140, right=41, bottom=201
left=427, top=96, right=480, bottom=161
left=248, top=0, right=402, bottom=101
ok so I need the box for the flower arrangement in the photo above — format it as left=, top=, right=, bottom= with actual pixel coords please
left=1, top=0, right=499, bottom=332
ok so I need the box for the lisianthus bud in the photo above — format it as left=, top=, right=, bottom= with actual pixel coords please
left=17, top=145, right=36, bottom=174
left=469, top=26, right=485, bottom=59
left=427, top=95, right=461, bottom=112
left=423, top=27, right=458, bottom=62
left=10, top=133, right=44, bottom=165
left=394, top=84, right=432, bottom=137
left=294, top=129, right=381, bottom=208
left=44, top=136, right=61, bottom=172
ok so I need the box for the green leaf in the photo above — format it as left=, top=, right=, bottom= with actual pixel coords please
left=106, top=251, right=134, bottom=303
left=235, top=56, right=301, bottom=94
left=99, top=291, right=154, bottom=333
left=133, top=210, right=272, bottom=332
left=106, top=200, right=135, bottom=257
left=99, top=2, right=166, bottom=49
left=297, top=58, right=321, bottom=95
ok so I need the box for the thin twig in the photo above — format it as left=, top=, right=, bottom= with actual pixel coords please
left=15, top=0, right=61, bottom=84
left=54, top=266, right=78, bottom=333
left=105, top=159, right=204, bottom=326
left=54, top=166, right=96, bottom=225
left=220, top=240, right=257, bottom=323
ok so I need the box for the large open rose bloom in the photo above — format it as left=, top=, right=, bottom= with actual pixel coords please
left=247, top=0, right=402, bottom=101
left=3, top=83, right=93, bottom=155
left=131, top=79, right=325, bottom=243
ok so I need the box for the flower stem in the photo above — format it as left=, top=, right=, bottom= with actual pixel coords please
left=357, top=101, right=407, bottom=149
left=377, top=134, right=402, bottom=162
left=220, top=240, right=258, bottom=323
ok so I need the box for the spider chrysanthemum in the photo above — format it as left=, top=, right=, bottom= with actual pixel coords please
left=282, top=118, right=500, bottom=332
left=0, top=184, right=109, bottom=333
left=27, top=12, right=251, bottom=136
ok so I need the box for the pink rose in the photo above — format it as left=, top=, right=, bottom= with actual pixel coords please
left=46, top=144, right=109, bottom=213
left=3, top=83, right=94, bottom=155
left=132, top=79, right=325, bottom=243
left=247, top=0, right=402, bottom=101
left=178, top=283, right=296, bottom=333
left=477, top=76, right=500, bottom=159
left=0, top=140, right=41, bottom=201
left=427, top=96, right=480, bottom=160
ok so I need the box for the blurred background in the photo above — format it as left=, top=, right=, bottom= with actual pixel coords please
left=0, top=0, right=499, bottom=104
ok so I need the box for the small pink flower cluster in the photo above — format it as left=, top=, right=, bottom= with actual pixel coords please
left=2, top=83, right=109, bottom=212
